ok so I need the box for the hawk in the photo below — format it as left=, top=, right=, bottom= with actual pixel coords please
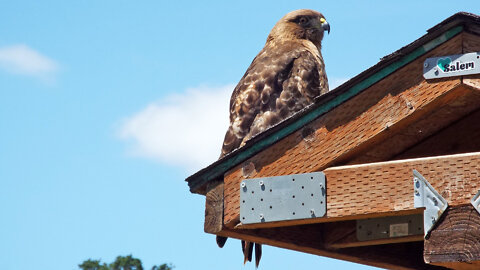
left=217, top=9, right=330, bottom=267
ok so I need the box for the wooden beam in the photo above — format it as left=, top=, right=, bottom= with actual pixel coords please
left=394, top=107, right=480, bottom=161
left=325, top=152, right=480, bottom=218
left=425, top=205, right=480, bottom=269
left=323, top=219, right=424, bottom=249
left=235, top=209, right=423, bottom=229
left=204, top=179, right=223, bottom=234
left=347, top=84, right=480, bottom=164
left=225, top=152, right=480, bottom=229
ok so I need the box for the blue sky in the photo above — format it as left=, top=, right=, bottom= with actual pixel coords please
left=1, top=1, right=479, bottom=270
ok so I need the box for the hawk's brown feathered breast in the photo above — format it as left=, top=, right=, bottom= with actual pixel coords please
left=216, top=9, right=330, bottom=267
left=221, top=9, right=330, bottom=157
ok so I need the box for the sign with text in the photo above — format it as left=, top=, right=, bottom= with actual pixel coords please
left=423, top=52, right=480, bottom=79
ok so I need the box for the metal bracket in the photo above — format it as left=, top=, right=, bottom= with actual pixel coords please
left=240, top=172, right=326, bottom=224
left=470, top=190, right=480, bottom=215
left=357, top=214, right=423, bottom=241
left=413, top=170, right=448, bottom=237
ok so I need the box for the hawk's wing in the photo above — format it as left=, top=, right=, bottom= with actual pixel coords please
left=221, top=42, right=327, bottom=157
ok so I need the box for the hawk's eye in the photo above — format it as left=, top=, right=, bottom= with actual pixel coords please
left=299, top=17, right=308, bottom=25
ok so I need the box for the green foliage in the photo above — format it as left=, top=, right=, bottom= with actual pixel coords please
left=151, top=264, right=174, bottom=270
left=111, top=255, right=143, bottom=270
left=78, top=255, right=173, bottom=270
left=78, top=259, right=109, bottom=270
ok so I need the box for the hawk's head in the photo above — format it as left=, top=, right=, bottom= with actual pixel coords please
left=267, top=9, right=330, bottom=48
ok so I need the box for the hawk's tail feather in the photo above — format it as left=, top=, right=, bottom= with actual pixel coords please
left=216, top=235, right=228, bottom=248
left=243, top=241, right=253, bottom=264
left=255, top=242, right=262, bottom=268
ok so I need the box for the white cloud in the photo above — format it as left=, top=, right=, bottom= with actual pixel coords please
left=0, top=44, right=59, bottom=82
left=118, top=85, right=234, bottom=173
left=118, top=78, right=351, bottom=173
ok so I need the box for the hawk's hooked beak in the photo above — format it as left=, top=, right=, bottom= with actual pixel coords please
left=320, top=17, right=330, bottom=34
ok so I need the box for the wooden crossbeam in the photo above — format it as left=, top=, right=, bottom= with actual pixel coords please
left=223, top=152, right=480, bottom=230
left=323, top=215, right=424, bottom=249
left=425, top=205, right=480, bottom=270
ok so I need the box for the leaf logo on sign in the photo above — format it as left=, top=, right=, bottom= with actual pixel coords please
left=437, top=57, right=452, bottom=72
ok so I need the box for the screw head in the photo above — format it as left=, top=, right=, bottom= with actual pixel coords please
left=424, top=62, right=428, bottom=68
left=259, top=180, right=264, bottom=186
left=241, top=182, right=246, bottom=188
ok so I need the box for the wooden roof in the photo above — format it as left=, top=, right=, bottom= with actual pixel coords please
left=186, top=12, right=480, bottom=195
left=189, top=12, right=480, bottom=270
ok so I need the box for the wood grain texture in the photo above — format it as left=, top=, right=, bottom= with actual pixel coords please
left=425, top=205, right=480, bottom=266
left=204, top=180, right=224, bottom=234
left=430, top=261, right=480, bottom=270
left=395, top=107, right=480, bottom=160
left=349, top=84, right=480, bottom=164
left=326, top=152, right=480, bottom=218
left=223, top=33, right=467, bottom=227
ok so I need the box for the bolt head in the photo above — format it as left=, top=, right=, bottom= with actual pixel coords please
left=241, top=182, right=246, bottom=188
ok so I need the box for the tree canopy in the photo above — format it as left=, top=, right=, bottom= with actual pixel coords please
left=78, top=255, right=173, bottom=270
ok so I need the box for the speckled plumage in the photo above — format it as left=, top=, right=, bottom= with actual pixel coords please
left=217, top=9, right=330, bottom=267
left=220, top=9, right=329, bottom=158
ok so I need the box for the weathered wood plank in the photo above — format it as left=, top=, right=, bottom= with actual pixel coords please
left=429, top=261, right=480, bottom=270
left=349, top=84, right=480, bottom=164
left=394, top=107, right=480, bottom=161
left=204, top=180, right=224, bottom=234
left=425, top=205, right=480, bottom=268
left=236, top=209, right=423, bottom=230
left=323, top=218, right=424, bottom=249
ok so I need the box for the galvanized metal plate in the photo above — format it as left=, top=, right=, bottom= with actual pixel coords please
left=423, top=52, right=480, bottom=79
left=240, top=172, right=325, bottom=224
left=413, top=170, right=448, bottom=237
left=357, top=214, right=423, bottom=241
left=471, top=190, right=480, bottom=215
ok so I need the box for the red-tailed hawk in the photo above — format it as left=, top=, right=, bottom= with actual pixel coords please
left=217, top=9, right=330, bottom=267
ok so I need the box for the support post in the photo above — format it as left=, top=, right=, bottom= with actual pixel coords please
left=204, top=179, right=224, bottom=234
